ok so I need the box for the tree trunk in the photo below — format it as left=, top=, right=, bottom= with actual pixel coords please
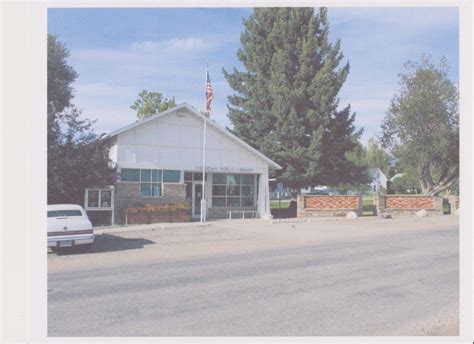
left=419, top=164, right=458, bottom=196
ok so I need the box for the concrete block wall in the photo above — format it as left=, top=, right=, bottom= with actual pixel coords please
left=297, top=195, right=363, bottom=217
left=375, top=195, right=443, bottom=217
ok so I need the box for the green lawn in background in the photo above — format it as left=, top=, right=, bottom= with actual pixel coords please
left=362, top=194, right=375, bottom=216
left=270, top=199, right=291, bottom=209
left=442, top=199, right=451, bottom=215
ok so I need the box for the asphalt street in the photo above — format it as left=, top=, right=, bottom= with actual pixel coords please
left=48, top=220, right=459, bottom=337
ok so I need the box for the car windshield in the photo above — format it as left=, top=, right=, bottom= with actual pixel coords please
left=47, top=210, right=83, bottom=217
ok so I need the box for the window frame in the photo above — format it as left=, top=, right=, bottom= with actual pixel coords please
left=212, top=173, right=256, bottom=208
left=120, top=168, right=182, bottom=198
left=85, top=188, right=114, bottom=210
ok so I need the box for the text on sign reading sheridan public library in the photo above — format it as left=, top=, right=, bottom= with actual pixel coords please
left=196, top=166, right=254, bottom=173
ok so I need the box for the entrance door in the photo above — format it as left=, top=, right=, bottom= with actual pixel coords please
left=192, top=183, right=203, bottom=217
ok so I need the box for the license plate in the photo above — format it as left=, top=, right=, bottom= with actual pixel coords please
left=60, top=240, right=73, bottom=247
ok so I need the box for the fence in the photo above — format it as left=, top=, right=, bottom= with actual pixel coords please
left=374, top=195, right=443, bottom=216
left=297, top=195, right=363, bottom=217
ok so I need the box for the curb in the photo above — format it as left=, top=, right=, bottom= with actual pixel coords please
left=94, top=221, right=214, bottom=235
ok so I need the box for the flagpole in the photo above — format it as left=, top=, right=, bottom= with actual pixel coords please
left=201, top=66, right=208, bottom=223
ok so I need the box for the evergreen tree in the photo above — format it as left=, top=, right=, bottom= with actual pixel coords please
left=224, top=8, right=365, bottom=190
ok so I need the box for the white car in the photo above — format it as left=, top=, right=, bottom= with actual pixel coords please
left=47, top=204, right=94, bottom=250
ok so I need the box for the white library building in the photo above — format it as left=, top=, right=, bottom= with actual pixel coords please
left=85, top=103, right=281, bottom=224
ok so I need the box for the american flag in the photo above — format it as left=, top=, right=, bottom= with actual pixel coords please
left=205, top=69, right=213, bottom=115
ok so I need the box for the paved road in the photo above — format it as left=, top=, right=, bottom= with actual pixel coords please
left=48, top=222, right=458, bottom=336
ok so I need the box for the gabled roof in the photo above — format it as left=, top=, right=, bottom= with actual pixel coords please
left=103, top=103, right=282, bottom=170
left=390, top=173, right=405, bottom=182
left=368, top=167, right=387, bottom=179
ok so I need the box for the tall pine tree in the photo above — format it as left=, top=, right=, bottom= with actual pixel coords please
left=224, top=8, right=367, bottom=190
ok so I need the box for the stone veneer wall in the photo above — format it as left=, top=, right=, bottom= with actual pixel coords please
left=447, top=195, right=459, bottom=214
left=114, top=182, right=188, bottom=224
left=208, top=207, right=258, bottom=220
left=297, top=195, right=363, bottom=217
left=374, top=195, right=443, bottom=217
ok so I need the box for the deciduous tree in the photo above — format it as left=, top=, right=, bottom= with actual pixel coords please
left=381, top=56, right=459, bottom=196
left=48, top=107, right=117, bottom=205
left=130, top=90, right=176, bottom=120
left=365, top=138, right=392, bottom=176
left=48, top=35, right=115, bottom=204
left=48, top=34, right=78, bottom=147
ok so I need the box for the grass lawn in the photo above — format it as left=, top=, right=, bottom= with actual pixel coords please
left=362, top=194, right=375, bottom=216
left=442, top=199, right=451, bottom=215
left=270, top=199, right=291, bottom=209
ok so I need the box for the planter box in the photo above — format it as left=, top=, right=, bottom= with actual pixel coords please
left=125, top=204, right=191, bottom=225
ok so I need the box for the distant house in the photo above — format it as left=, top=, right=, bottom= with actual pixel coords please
left=368, top=168, right=388, bottom=193
left=300, top=185, right=340, bottom=195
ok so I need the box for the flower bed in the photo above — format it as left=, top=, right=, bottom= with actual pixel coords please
left=125, top=203, right=191, bottom=225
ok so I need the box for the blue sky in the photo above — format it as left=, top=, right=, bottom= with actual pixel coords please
left=48, top=7, right=459, bottom=143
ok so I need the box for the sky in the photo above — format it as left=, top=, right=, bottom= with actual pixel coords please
left=48, top=7, right=459, bottom=143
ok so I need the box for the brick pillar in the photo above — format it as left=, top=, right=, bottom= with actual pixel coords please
left=433, top=196, right=444, bottom=215
left=297, top=195, right=305, bottom=217
left=448, top=195, right=459, bottom=213
left=357, top=195, right=363, bottom=216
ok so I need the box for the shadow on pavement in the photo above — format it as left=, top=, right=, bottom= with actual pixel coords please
left=52, top=233, right=155, bottom=256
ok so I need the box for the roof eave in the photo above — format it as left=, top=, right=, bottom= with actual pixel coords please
left=102, top=103, right=282, bottom=170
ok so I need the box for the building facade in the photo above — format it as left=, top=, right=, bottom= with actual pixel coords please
left=98, top=103, right=280, bottom=224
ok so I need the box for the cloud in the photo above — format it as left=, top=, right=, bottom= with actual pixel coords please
left=131, top=37, right=212, bottom=53
left=73, top=82, right=137, bottom=98
left=77, top=106, right=136, bottom=135
left=329, top=7, right=458, bottom=32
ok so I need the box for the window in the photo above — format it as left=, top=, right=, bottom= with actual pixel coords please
left=87, top=190, right=99, bottom=207
left=184, top=172, right=193, bottom=182
left=101, top=190, right=112, bottom=207
left=140, top=179, right=161, bottom=197
left=86, top=189, right=114, bottom=209
left=120, top=168, right=161, bottom=197
left=48, top=210, right=83, bottom=217
left=121, top=169, right=140, bottom=181
left=120, top=168, right=181, bottom=197
left=184, top=172, right=207, bottom=181
left=163, top=170, right=181, bottom=183
left=212, top=173, right=255, bottom=208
